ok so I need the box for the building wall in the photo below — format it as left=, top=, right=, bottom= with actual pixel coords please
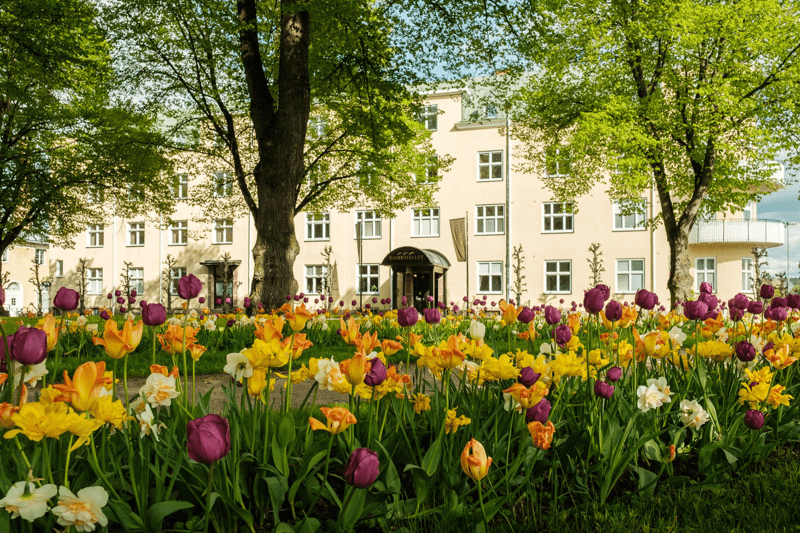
left=44, top=90, right=781, bottom=311
left=2, top=244, right=51, bottom=316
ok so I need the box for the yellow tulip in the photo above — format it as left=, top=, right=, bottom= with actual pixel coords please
left=157, top=323, right=198, bottom=355
left=39, top=314, right=60, bottom=352
left=4, top=402, right=73, bottom=442
left=52, top=362, right=113, bottom=412
left=308, top=407, right=357, bottom=434
left=243, top=338, right=290, bottom=370
left=92, top=319, right=144, bottom=359
left=340, top=349, right=368, bottom=386
left=461, top=438, right=492, bottom=481
left=286, top=304, right=314, bottom=332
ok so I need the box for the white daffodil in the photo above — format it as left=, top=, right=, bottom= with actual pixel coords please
left=668, top=326, right=687, bottom=346
left=469, top=320, right=486, bottom=341
left=51, top=486, right=109, bottom=532
left=223, top=352, right=253, bottom=382
left=13, top=361, right=49, bottom=388
left=139, top=373, right=180, bottom=408
left=679, top=399, right=709, bottom=428
left=637, top=384, right=666, bottom=412
left=315, top=356, right=345, bottom=391
left=502, top=392, right=523, bottom=413
left=0, top=481, right=57, bottom=522
left=646, top=377, right=674, bottom=402
left=204, top=319, right=217, bottom=332
left=85, top=324, right=98, bottom=334
left=76, top=315, right=88, bottom=327
left=137, top=403, right=162, bottom=442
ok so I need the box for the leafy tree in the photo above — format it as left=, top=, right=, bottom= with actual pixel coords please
left=106, top=0, right=462, bottom=309
left=0, top=0, right=175, bottom=283
left=510, top=0, right=800, bottom=304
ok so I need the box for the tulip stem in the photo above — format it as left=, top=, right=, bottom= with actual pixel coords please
left=477, top=481, right=489, bottom=531
left=283, top=335, right=296, bottom=414
left=203, top=464, right=216, bottom=533
left=124, top=354, right=130, bottom=413
left=151, top=327, right=157, bottom=366
left=183, top=307, right=190, bottom=409
left=308, top=433, right=335, bottom=517
left=64, top=435, right=74, bottom=488
left=192, top=359, right=197, bottom=405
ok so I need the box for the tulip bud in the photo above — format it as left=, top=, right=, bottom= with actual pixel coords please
left=760, top=284, right=774, bottom=300
left=53, top=287, right=80, bottom=311
left=344, top=448, right=380, bottom=488
left=116, top=297, right=125, bottom=305
left=606, top=366, right=623, bottom=382
left=526, top=398, right=551, bottom=424
left=744, top=410, right=765, bottom=430
left=10, top=327, right=48, bottom=365
left=131, top=289, right=137, bottom=297
left=594, top=381, right=614, bottom=399
left=115, top=290, right=121, bottom=297
left=187, top=414, right=231, bottom=464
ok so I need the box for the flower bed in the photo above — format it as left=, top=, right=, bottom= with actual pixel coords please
left=0, top=281, right=799, bottom=531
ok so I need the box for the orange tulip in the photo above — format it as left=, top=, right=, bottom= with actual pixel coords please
left=461, top=438, right=492, bottom=481
left=0, top=402, right=21, bottom=429
left=308, top=407, right=357, bottom=434
left=498, top=300, right=521, bottom=325
left=355, top=331, right=381, bottom=353
left=189, top=343, right=207, bottom=361
left=157, top=324, right=198, bottom=355
left=503, top=383, right=549, bottom=409
left=149, top=364, right=180, bottom=379
left=255, top=317, right=285, bottom=342
left=340, top=349, right=368, bottom=386
left=339, top=317, right=361, bottom=345
left=53, top=361, right=113, bottom=412
left=39, top=314, right=60, bottom=352
left=92, top=319, right=144, bottom=359
left=380, top=339, right=403, bottom=356
left=286, top=304, right=314, bottom=332
left=282, top=334, right=314, bottom=359
left=528, top=420, right=556, bottom=450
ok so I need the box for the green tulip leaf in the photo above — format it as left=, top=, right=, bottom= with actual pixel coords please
left=144, top=501, right=194, bottom=533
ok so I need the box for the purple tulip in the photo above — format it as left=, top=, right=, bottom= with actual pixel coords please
left=140, top=300, right=148, bottom=308
left=130, top=289, right=137, bottom=297
left=286, top=295, right=292, bottom=301
left=53, top=287, right=80, bottom=311
left=107, top=293, right=113, bottom=300
left=128, top=297, right=136, bottom=305
left=10, top=327, right=48, bottom=365
left=339, top=301, right=345, bottom=307
left=554, top=324, right=571, bottom=347
left=225, top=297, right=231, bottom=304
left=115, top=290, right=121, bottom=297
left=606, top=367, right=623, bottom=382
left=772, top=297, right=787, bottom=308
left=595, top=284, right=611, bottom=301
left=744, top=410, right=765, bottom=430
left=351, top=300, right=357, bottom=307
left=735, top=341, right=756, bottom=363
left=635, top=289, right=657, bottom=311
left=771, top=306, right=788, bottom=322
left=605, top=300, right=622, bottom=322
left=732, top=293, right=750, bottom=310
left=115, top=297, right=124, bottom=305
left=787, top=294, right=800, bottom=310
left=683, top=300, right=709, bottom=321
left=187, top=414, right=231, bottom=464
left=730, top=307, right=745, bottom=322
left=518, top=307, right=534, bottom=324
left=364, top=303, right=370, bottom=310
left=199, top=297, right=206, bottom=304
left=699, top=281, right=713, bottom=295
left=764, top=341, right=775, bottom=354
left=483, top=295, right=488, bottom=300
left=544, top=305, right=561, bottom=325
left=215, top=298, right=222, bottom=306
left=747, top=301, right=763, bottom=315
left=452, top=305, right=459, bottom=313
left=364, top=358, right=387, bottom=387
left=178, top=274, right=203, bottom=300
left=760, top=284, right=774, bottom=300
left=226, top=319, right=235, bottom=327
left=594, top=381, right=615, bottom=399
left=119, top=306, right=127, bottom=313
left=244, top=297, right=251, bottom=308
left=698, top=292, right=718, bottom=312
left=518, top=367, right=541, bottom=387
left=343, top=448, right=380, bottom=488
left=583, top=288, right=605, bottom=314
left=397, top=307, right=419, bottom=328
left=99, top=310, right=110, bottom=320
left=401, top=296, right=408, bottom=306
left=423, top=308, right=441, bottom=325
left=142, top=303, right=167, bottom=327
left=463, top=296, right=469, bottom=302
left=526, top=399, right=551, bottom=424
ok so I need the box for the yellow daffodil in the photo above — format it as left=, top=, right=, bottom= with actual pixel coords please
left=5, top=402, right=73, bottom=442
left=445, top=407, right=471, bottom=434
left=243, top=338, right=290, bottom=370
left=88, top=396, right=130, bottom=429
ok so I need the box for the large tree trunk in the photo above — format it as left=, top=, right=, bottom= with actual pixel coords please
left=665, top=229, right=694, bottom=307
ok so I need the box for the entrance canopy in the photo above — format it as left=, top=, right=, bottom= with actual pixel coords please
left=381, top=247, right=451, bottom=269
left=381, top=247, right=450, bottom=310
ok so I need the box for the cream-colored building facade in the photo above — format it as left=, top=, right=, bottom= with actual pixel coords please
left=18, top=88, right=784, bottom=316
left=1, top=240, right=51, bottom=316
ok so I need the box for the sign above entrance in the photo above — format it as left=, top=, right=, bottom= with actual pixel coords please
left=380, top=246, right=451, bottom=269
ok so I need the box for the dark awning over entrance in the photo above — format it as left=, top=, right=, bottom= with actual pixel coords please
left=380, top=247, right=451, bottom=269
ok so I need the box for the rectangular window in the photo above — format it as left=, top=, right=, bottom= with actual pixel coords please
left=477, top=261, right=503, bottom=294
left=357, top=264, right=380, bottom=294
left=306, top=212, right=330, bottom=241
left=542, top=202, right=574, bottom=233
left=419, top=104, right=438, bottom=131
left=56, top=260, right=63, bottom=278
left=130, top=268, right=144, bottom=295
left=305, top=265, right=329, bottom=294
left=87, top=268, right=103, bottom=295
left=128, top=222, right=145, bottom=246
left=87, top=225, right=104, bottom=247
left=477, top=151, right=503, bottom=181
left=170, top=267, right=186, bottom=295
left=214, top=219, right=233, bottom=244
left=613, top=200, right=647, bottom=231
left=128, top=186, right=145, bottom=203
left=308, top=118, right=327, bottom=140
left=87, top=185, right=105, bottom=204
left=173, top=173, right=189, bottom=199
left=616, top=259, right=645, bottom=293
left=545, top=146, right=571, bottom=178
left=170, top=220, right=188, bottom=245
left=418, top=154, right=439, bottom=184
left=35, top=249, right=45, bottom=265
left=412, top=208, right=440, bottom=237
left=355, top=211, right=382, bottom=239
left=696, top=258, right=717, bottom=292
left=544, top=260, right=572, bottom=294
left=214, top=171, right=233, bottom=197
left=742, top=258, right=754, bottom=292
left=475, top=204, right=505, bottom=235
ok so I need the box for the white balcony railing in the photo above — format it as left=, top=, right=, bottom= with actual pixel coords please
left=689, top=219, right=785, bottom=247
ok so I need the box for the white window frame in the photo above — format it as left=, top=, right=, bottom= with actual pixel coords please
left=613, top=200, right=647, bottom=231
left=214, top=171, right=233, bottom=197
left=475, top=204, right=505, bottom=235
left=695, top=257, right=717, bottom=293
left=173, top=173, right=189, bottom=199
left=412, top=208, right=440, bottom=237
left=170, top=220, right=188, bottom=246
left=743, top=201, right=756, bottom=221
left=87, top=225, right=104, bottom=248
left=477, top=151, right=503, bottom=182
left=128, top=186, right=145, bottom=203
left=355, top=211, right=382, bottom=239
left=214, top=219, right=234, bottom=244
left=87, top=268, right=103, bottom=295
left=419, top=104, right=438, bottom=131
left=477, top=261, right=503, bottom=294
left=542, top=202, right=574, bottom=233
left=305, top=212, right=330, bottom=241
left=308, top=117, right=327, bottom=140
left=484, top=104, right=498, bottom=119
left=419, top=154, right=439, bottom=185
left=616, top=258, right=645, bottom=294
left=742, top=257, right=754, bottom=292
left=128, top=222, right=145, bottom=247
left=356, top=264, right=380, bottom=295
left=87, top=185, right=104, bottom=204
left=35, top=249, right=45, bottom=265
left=545, top=146, right=571, bottom=178
left=304, top=265, right=329, bottom=295
left=544, top=260, right=572, bottom=294
left=130, top=267, right=144, bottom=295
left=170, top=267, right=187, bottom=295
left=56, top=260, right=63, bottom=278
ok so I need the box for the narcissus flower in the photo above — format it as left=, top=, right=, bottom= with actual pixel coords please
left=445, top=407, right=471, bottom=434
left=223, top=352, right=254, bottom=382
left=139, top=373, right=180, bottom=408
left=91, top=319, right=144, bottom=360
left=309, top=407, right=357, bottom=434
left=0, top=481, right=57, bottom=522
left=53, top=362, right=112, bottom=412
left=4, top=402, right=73, bottom=442
left=52, top=485, right=109, bottom=532
left=527, top=420, right=556, bottom=450
left=679, top=399, right=709, bottom=428
left=461, top=438, right=492, bottom=481
left=409, top=393, right=431, bottom=414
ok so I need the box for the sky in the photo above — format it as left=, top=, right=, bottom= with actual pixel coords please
left=757, top=163, right=800, bottom=281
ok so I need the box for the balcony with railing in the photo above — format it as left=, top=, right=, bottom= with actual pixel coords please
left=689, top=219, right=785, bottom=248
